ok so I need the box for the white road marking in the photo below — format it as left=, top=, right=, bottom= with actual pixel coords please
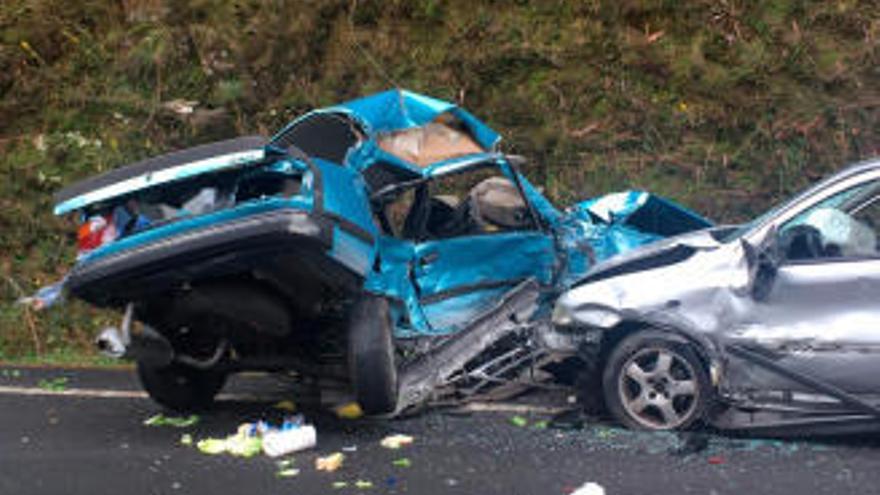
left=0, top=385, right=147, bottom=399
left=0, top=385, right=267, bottom=402
left=0, top=385, right=573, bottom=414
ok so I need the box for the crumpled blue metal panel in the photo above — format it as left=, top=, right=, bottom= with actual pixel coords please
left=410, top=234, right=555, bottom=297
left=326, top=89, right=500, bottom=149
left=418, top=286, right=511, bottom=335
left=363, top=236, right=433, bottom=333
left=316, top=158, right=378, bottom=239
left=272, top=89, right=501, bottom=176
left=555, top=190, right=712, bottom=287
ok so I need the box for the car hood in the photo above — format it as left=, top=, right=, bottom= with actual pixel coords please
left=571, top=226, right=724, bottom=288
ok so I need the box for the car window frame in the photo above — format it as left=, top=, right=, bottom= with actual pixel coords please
left=373, top=159, right=544, bottom=242
left=760, top=173, right=880, bottom=266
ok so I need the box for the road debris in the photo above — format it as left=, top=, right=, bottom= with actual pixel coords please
left=708, top=455, right=725, bottom=465
left=532, top=420, right=549, bottom=429
left=392, top=458, right=412, bottom=468
left=143, top=414, right=200, bottom=427
left=570, top=482, right=605, bottom=495
left=274, top=400, right=296, bottom=412
left=315, top=452, right=345, bottom=472
left=188, top=416, right=316, bottom=459
left=334, top=402, right=364, bottom=419
left=262, top=422, right=317, bottom=457
left=37, top=377, right=68, bottom=392
left=1, top=369, right=22, bottom=378
left=380, top=434, right=414, bottom=449
left=276, top=468, right=300, bottom=478
left=510, top=415, right=529, bottom=427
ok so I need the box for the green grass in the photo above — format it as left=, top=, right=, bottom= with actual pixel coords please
left=0, top=0, right=877, bottom=362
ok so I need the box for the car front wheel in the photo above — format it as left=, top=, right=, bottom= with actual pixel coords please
left=347, top=294, right=398, bottom=415
left=602, top=331, right=710, bottom=430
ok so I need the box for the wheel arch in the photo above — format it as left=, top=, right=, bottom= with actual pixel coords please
left=594, top=312, right=723, bottom=385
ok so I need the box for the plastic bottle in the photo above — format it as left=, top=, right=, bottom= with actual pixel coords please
left=261, top=424, right=317, bottom=457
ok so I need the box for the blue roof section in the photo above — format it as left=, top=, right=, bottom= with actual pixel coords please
left=270, top=89, right=501, bottom=157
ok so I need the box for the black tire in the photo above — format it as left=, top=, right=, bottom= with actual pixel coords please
left=347, top=294, right=398, bottom=414
left=137, top=361, right=227, bottom=412
left=602, top=330, right=710, bottom=431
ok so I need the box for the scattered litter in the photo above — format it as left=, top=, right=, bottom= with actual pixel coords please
left=510, top=415, right=529, bottom=427
left=670, top=432, right=710, bottom=456
left=276, top=468, right=300, bottom=478
left=355, top=480, right=374, bottom=489
left=341, top=445, right=358, bottom=452
left=707, top=455, right=725, bottom=465
left=334, top=402, right=364, bottom=419
left=1, top=369, right=22, bottom=378
left=18, top=278, right=66, bottom=310
left=194, top=426, right=262, bottom=458
left=262, top=417, right=317, bottom=457
left=187, top=415, right=316, bottom=459
left=196, top=438, right=227, bottom=455
left=332, top=481, right=349, bottom=489
left=392, top=458, right=412, bottom=468
left=274, top=400, right=297, bottom=412
left=380, top=434, right=414, bottom=449
left=144, top=414, right=200, bottom=428
left=570, top=482, right=605, bottom=495
left=316, top=452, right=345, bottom=472
left=548, top=409, right=584, bottom=430
left=179, top=434, right=193, bottom=446
left=386, top=476, right=397, bottom=488
left=37, top=377, right=68, bottom=391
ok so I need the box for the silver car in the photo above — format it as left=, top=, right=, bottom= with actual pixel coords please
left=548, top=157, right=880, bottom=434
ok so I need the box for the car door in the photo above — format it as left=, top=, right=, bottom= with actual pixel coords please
left=747, top=178, right=880, bottom=394
left=371, top=160, right=557, bottom=335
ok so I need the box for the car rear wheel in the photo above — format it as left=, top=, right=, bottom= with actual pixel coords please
left=137, top=361, right=227, bottom=412
left=603, top=331, right=709, bottom=430
left=347, top=294, right=398, bottom=415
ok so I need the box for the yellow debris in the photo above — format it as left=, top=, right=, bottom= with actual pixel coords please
left=275, top=400, right=297, bottom=412
left=334, top=402, right=364, bottom=419
left=315, top=452, right=345, bottom=472
left=380, top=434, right=414, bottom=449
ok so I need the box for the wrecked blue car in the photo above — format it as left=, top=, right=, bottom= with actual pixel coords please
left=49, top=90, right=710, bottom=414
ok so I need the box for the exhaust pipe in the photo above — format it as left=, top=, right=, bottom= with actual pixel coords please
left=96, top=327, right=129, bottom=358
left=95, top=303, right=133, bottom=359
left=93, top=302, right=176, bottom=367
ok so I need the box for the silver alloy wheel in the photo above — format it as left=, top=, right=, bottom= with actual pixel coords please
left=617, top=346, right=700, bottom=429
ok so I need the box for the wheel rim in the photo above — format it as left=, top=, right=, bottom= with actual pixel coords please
left=617, top=346, right=700, bottom=429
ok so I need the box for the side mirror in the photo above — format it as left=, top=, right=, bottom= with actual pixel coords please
left=742, top=228, right=779, bottom=301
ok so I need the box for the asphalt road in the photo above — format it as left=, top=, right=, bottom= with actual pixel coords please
left=1, top=366, right=879, bottom=495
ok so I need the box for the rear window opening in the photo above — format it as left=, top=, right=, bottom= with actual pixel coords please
left=74, top=166, right=307, bottom=257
